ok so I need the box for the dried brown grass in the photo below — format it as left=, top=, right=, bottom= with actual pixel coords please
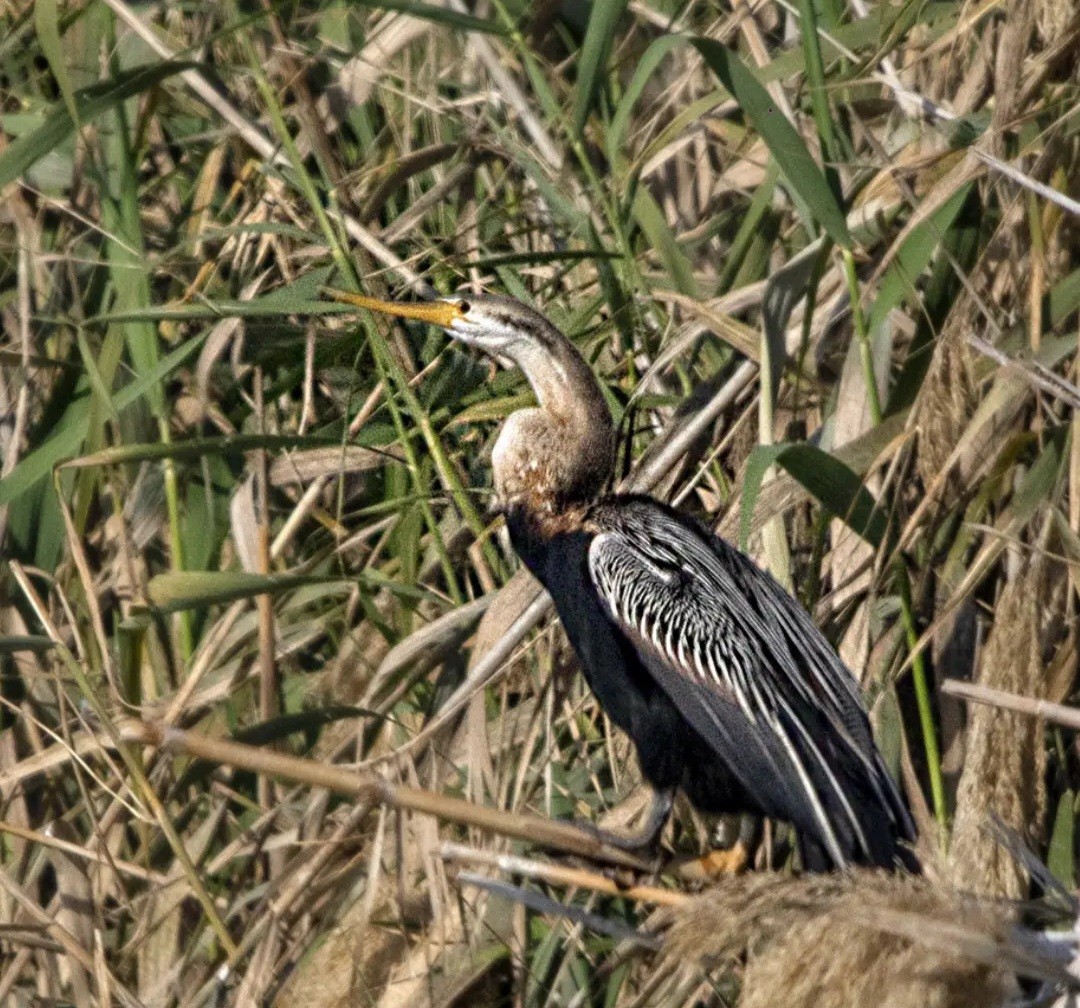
left=4, top=0, right=1080, bottom=1004
left=665, top=871, right=1013, bottom=1008
left=913, top=320, right=979, bottom=495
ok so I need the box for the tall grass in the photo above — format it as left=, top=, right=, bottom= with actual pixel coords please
left=1, top=0, right=1079, bottom=1004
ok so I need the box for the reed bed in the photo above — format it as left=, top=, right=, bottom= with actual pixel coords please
left=1, top=0, right=1079, bottom=1004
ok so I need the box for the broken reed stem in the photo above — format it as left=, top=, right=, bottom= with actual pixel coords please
left=119, top=720, right=649, bottom=870
left=439, top=841, right=686, bottom=907
left=942, top=679, right=1080, bottom=730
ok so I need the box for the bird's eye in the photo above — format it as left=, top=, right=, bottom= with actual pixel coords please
left=458, top=300, right=471, bottom=314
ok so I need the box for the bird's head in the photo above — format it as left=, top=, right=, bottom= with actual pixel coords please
left=326, top=285, right=616, bottom=510
left=325, top=288, right=558, bottom=362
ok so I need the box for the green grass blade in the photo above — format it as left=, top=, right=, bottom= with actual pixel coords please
left=632, top=189, right=697, bottom=297
left=60, top=434, right=345, bottom=470
left=795, top=0, right=843, bottom=194
left=1047, top=789, right=1077, bottom=889
left=34, top=0, right=78, bottom=125
left=572, top=0, right=630, bottom=137
left=607, top=34, right=683, bottom=162
left=742, top=443, right=888, bottom=550
left=762, top=236, right=825, bottom=401
left=692, top=38, right=852, bottom=248
left=74, top=329, right=119, bottom=422
left=0, top=333, right=207, bottom=505
left=146, top=571, right=355, bottom=614
left=867, top=185, right=972, bottom=339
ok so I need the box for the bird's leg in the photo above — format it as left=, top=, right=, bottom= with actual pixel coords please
left=696, top=814, right=758, bottom=877
left=581, top=788, right=674, bottom=852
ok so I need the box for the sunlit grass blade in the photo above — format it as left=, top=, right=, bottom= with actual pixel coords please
left=741, top=443, right=888, bottom=551
left=146, top=571, right=355, bottom=613
left=572, top=0, right=630, bottom=137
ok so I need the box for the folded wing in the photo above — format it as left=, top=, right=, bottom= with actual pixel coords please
left=587, top=497, right=914, bottom=869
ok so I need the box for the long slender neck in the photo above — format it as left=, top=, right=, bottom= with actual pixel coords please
left=512, top=333, right=610, bottom=432
left=492, top=322, right=615, bottom=519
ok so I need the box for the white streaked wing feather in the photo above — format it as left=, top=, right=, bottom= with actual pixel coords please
left=588, top=505, right=901, bottom=863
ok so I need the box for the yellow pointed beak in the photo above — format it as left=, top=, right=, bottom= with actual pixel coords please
left=324, top=288, right=462, bottom=328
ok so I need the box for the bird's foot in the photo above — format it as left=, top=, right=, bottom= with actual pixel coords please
left=685, top=840, right=750, bottom=879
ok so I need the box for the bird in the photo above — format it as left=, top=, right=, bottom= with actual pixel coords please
left=328, top=286, right=918, bottom=873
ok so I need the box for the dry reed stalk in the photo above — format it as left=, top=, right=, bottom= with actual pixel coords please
left=118, top=719, right=649, bottom=870
left=439, top=840, right=685, bottom=907
left=943, top=679, right=1080, bottom=730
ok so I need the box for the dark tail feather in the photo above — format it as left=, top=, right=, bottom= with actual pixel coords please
left=798, top=827, right=920, bottom=873
left=799, top=771, right=921, bottom=873
left=798, top=833, right=835, bottom=872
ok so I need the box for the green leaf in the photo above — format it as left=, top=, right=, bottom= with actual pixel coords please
left=59, top=434, right=344, bottom=470
left=1048, top=265, right=1080, bottom=327
left=1010, top=432, right=1063, bottom=525
left=762, top=236, right=825, bottom=400
left=795, top=0, right=843, bottom=193
left=0, top=61, right=195, bottom=190
left=692, top=38, right=851, bottom=248
left=99, top=72, right=161, bottom=417
left=756, top=2, right=958, bottom=90
left=1047, top=789, right=1076, bottom=890
left=717, top=162, right=779, bottom=292
left=0, top=406, right=85, bottom=509
left=451, top=391, right=536, bottom=426
left=608, top=34, right=683, bottom=161
left=75, top=329, right=119, bottom=422
left=145, top=571, right=355, bottom=613
left=573, top=0, right=630, bottom=136
left=867, top=185, right=971, bottom=338
left=34, top=0, right=78, bottom=126
left=0, top=333, right=209, bottom=506
left=871, top=685, right=904, bottom=780
left=88, top=267, right=335, bottom=324
left=632, top=189, right=698, bottom=296
left=742, top=443, right=887, bottom=550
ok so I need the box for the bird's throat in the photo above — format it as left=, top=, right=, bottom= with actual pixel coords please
left=492, top=407, right=613, bottom=532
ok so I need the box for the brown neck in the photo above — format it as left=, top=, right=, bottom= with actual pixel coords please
left=492, top=323, right=614, bottom=521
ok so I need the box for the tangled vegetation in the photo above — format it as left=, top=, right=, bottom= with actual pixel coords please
left=1, top=0, right=1079, bottom=1004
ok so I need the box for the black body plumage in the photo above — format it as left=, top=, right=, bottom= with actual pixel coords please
left=508, top=494, right=917, bottom=872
